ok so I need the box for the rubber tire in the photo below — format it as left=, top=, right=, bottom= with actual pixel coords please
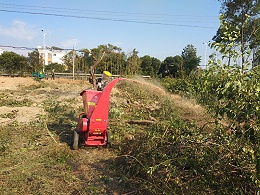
left=105, top=131, right=111, bottom=148
left=72, top=130, right=79, bottom=150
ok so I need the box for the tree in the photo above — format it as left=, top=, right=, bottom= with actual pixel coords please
left=126, top=49, right=141, bottom=75
left=44, top=63, right=65, bottom=73
left=0, top=52, right=27, bottom=75
left=140, top=55, right=161, bottom=77
left=214, top=0, right=259, bottom=69
left=158, top=56, right=183, bottom=78
left=78, top=48, right=91, bottom=73
left=181, top=45, right=201, bottom=74
left=249, top=18, right=259, bottom=67
left=212, top=24, right=237, bottom=66
left=62, top=51, right=74, bottom=72
left=28, top=49, right=43, bottom=72
left=99, top=44, right=123, bottom=74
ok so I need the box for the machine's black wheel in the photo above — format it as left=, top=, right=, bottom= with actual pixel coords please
left=72, top=130, right=79, bottom=150
left=105, top=131, right=111, bottom=148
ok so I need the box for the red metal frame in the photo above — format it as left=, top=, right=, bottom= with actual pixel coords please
left=76, top=78, right=124, bottom=147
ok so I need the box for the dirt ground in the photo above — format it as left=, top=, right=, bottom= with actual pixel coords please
left=0, top=76, right=210, bottom=127
left=0, top=76, right=88, bottom=124
left=0, top=77, right=38, bottom=90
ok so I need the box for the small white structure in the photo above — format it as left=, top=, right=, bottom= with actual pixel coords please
left=37, top=46, right=67, bottom=65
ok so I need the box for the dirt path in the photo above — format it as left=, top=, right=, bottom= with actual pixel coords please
left=0, top=77, right=85, bottom=123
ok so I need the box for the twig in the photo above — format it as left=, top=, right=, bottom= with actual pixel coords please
left=43, top=121, right=57, bottom=143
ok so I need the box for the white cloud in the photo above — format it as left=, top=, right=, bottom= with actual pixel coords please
left=61, top=38, right=80, bottom=49
left=0, top=20, right=35, bottom=41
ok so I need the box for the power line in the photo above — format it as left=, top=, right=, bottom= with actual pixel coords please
left=0, top=9, right=216, bottom=29
left=0, top=45, right=35, bottom=50
left=0, top=4, right=215, bottom=29
left=0, top=3, right=218, bottom=18
left=0, top=44, right=76, bottom=51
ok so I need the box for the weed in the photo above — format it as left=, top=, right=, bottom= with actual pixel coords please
left=0, top=109, right=19, bottom=119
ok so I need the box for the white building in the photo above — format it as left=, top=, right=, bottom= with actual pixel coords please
left=0, top=48, right=6, bottom=55
left=37, top=46, right=67, bottom=65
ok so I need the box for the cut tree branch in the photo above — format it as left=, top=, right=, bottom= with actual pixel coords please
left=89, top=51, right=106, bottom=89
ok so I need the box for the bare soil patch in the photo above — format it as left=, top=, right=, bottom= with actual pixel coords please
left=0, top=76, right=38, bottom=90
left=0, top=77, right=90, bottom=124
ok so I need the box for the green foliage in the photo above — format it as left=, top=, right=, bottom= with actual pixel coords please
left=181, top=44, right=201, bottom=74
left=213, top=0, right=259, bottom=68
left=126, top=49, right=142, bottom=75
left=140, top=55, right=161, bottom=77
left=0, top=52, right=28, bottom=75
left=211, top=15, right=240, bottom=59
left=192, top=64, right=258, bottom=123
left=62, top=44, right=128, bottom=75
left=160, top=61, right=259, bottom=193
left=112, top=79, right=258, bottom=194
left=0, top=93, right=33, bottom=107
left=158, top=55, right=183, bottom=78
left=160, top=77, right=191, bottom=97
left=0, top=109, right=19, bottom=119
left=28, top=49, right=43, bottom=72
left=44, top=62, right=65, bottom=73
left=210, top=14, right=253, bottom=72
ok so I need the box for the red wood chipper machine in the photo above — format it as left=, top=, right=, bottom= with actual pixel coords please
left=72, top=78, right=124, bottom=150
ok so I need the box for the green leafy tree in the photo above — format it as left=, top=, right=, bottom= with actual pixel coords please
left=126, top=49, right=141, bottom=75
left=44, top=63, right=65, bottom=73
left=0, top=52, right=27, bottom=75
left=70, top=44, right=126, bottom=77
left=181, top=45, right=201, bottom=75
left=100, top=44, right=124, bottom=74
left=18, top=55, right=28, bottom=76
left=113, top=51, right=126, bottom=75
left=158, top=56, right=183, bottom=78
left=78, top=48, right=91, bottom=73
left=140, top=55, right=161, bottom=77
left=249, top=18, right=259, bottom=67
left=211, top=15, right=241, bottom=64
left=88, top=45, right=108, bottom=74
left=27, top=49, right=43, bottom=72
left=63, top=49, right=91, bottom=73
left=62, top=51, right=73, bottom=72
left=211, top=14, right=253, bottom=73
left=214, top=0, right=259, bottom=68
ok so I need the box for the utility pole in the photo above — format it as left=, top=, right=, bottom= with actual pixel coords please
left=41, top=30, right=46, bottom=48
left=203, top=42, right=209, bottom=69
left=72, top=49, right=75, bottom=80
left=41, top=29, right=46, bottom=72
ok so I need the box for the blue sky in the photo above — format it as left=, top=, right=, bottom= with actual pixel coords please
left=0, top=0, right=221, bottom=66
